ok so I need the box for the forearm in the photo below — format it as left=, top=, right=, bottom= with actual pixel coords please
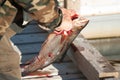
left=0, top=0, right=17, bottom=40
left=12, top=0, right=63, bottom=30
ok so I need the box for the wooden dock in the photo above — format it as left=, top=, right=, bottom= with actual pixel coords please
left=11, top=22, right=120, bottom=80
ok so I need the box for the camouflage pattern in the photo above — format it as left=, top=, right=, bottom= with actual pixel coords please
left=0, top=0, right=62, bottom=79
left=0, top=0, right=17, bottom=39
left=0, top=0, right=62, bottom=40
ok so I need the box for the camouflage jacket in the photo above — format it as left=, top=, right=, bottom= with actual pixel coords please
left=0, top=0, right=62, bottom=39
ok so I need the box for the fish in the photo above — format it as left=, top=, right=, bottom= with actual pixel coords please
left=21, top=14, right=89, bottom=76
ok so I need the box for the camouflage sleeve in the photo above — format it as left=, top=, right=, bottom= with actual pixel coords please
left=0, top=0, right=17, bottom=39
left=0, top=0, right=62, bottom=39
left=13, top=0, right=62, bottom=30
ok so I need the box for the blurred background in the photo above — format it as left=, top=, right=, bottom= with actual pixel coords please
left=58, top=0, right=120, bottom=61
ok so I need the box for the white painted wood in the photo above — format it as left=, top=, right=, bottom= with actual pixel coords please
left=79, top=0, right=120, bottom=16
left=81, top=14, right=120, bottom=39
left=22, top=62, right=86, bottom=80
left=66, top=0, right=120, bottom=16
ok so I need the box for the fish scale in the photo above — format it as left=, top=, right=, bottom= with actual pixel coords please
left=22, top=15, right=89, bottom=76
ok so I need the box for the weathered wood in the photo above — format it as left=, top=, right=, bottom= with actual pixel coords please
left=89, top=37, right=120, bottom=56
left=17, top=43, right=42, bottom=54
left=102, top=78, right=118, bottom=80
left=11, top=23, right=120, bottom=80
left=11, top=12, right=120, bottom=80
left=67, top=34, right=119, bottom=80
left=106, top=55, right=120, bottom=61
left=21, top=22, right=47, bottom=34
left=22, top=62, right=86, bottom=80
left=22, top=74, right=86, bottom=80
left=78, top=0, right=120, bottom=16
left=81, top=14, right=120, bottom=39
left=11, top=33, right=48, bottom=44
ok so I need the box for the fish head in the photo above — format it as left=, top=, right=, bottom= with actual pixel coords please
left=72, top=16, right=89, bottom=31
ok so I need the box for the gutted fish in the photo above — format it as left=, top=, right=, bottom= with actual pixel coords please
left=22, top=14, right=89, bottom=76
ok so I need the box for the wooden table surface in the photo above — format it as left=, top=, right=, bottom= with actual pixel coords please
left=11, top=22, right=120, bottom=80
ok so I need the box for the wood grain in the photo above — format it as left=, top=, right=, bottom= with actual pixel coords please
left=67, top=34, right=119, bottom=80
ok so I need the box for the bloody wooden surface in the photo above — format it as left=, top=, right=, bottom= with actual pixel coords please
left=11, top=22, right=120, bottom=80
left=11, top=22, right=87, bottom=80
left=67, top=34, right=119, bottom=80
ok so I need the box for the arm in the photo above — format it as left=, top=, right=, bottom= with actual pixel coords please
left=0, top=0, right=17, bottom=40
left=12, top=0, right=78, bottom=32
left=12, top=0, right=62, bottom=31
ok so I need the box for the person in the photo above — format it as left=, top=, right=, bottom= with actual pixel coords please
left=0, top=0, right=77, bottom=80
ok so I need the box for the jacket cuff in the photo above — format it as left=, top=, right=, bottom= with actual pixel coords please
left=38, top=8, right=63, bottom=31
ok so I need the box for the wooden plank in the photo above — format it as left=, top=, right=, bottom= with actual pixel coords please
left=89, top=37, right=120, bottom=56
left=67, top=34, right=119, bottom=80
left=103, top=78, right=119, bottom=80
left=22, top=62, right=87, bottom=80
left=11, top=33, right=48, bottom=44
left=104, top=78, right=119, bottom=80
left=106, top=55, right=120, bottom=61
left=88, top=37, right=120, bottom=61
left=81, top=14, right=120, bottom=39
left=79, top=0, right=120, bottom=16
left=20, top=22, right=47, bottom=34
left=10, top=16, right=120, bottom=80
left=109, top=60, right=120, bottom=72
left=21, top=54, right=38, bottom=63
left=17, top=43, right=42, bottom=54
left=22, top=73, right=86, bottom=80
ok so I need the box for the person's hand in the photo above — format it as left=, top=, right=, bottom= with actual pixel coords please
left=55, top=8, right=79, bottom=32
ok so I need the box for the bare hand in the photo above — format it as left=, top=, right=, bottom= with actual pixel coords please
left=55, top=8, right=79, bottom=32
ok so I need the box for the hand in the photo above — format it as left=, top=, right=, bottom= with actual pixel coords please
left=55, top=8, right=79, bottom=32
